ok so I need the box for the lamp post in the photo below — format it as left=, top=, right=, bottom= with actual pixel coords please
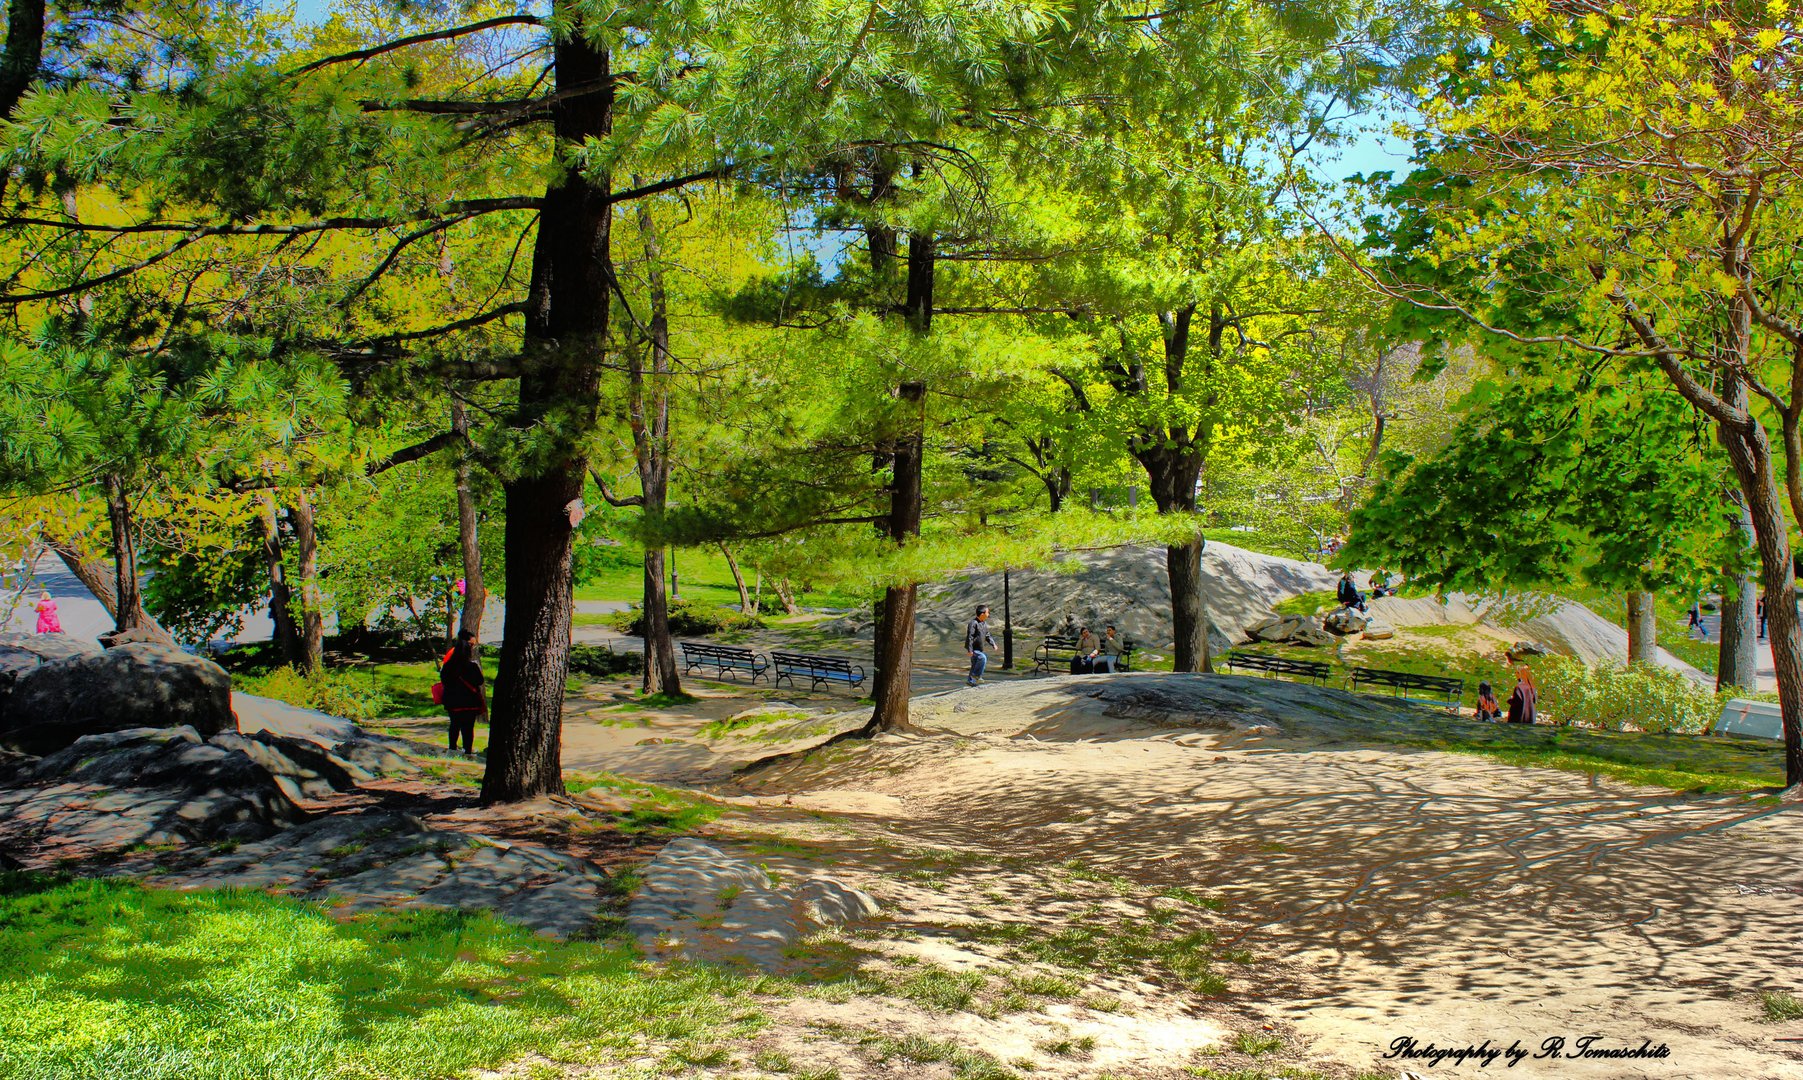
left=1002, top=569, right=1014, bottom=670
left=670, top=548, right=680, bottom=602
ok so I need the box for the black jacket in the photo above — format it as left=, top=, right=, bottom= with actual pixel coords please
left=1337, top=578, right=1363, bottom=606
left=441, top=645, right=485, bottom=713
left=965, top=618, right=996, bottom=652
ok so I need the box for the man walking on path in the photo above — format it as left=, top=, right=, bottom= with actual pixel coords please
left=966, top=605, right=997, bottom=687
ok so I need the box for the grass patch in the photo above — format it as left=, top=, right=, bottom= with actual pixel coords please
left=698, top=709, right=812, bottom=740
left=970, top=913, right=1226, bottom=995
left=1271, top=591, right=1336, bottom=617
left=1759, top=989, right=1803, bottom=1022
left=565, top=772, right=721, bottom=833
left=1231, top=1032, right=1284, bottom=1056
left=0, top=873, right=756, bottom=1080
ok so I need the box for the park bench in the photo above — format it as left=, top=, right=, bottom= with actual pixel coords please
left=1222, top=651, right=1331, bottom=685
left=1349, top=666, right=1464, bottom=711
left=1033, top=635, right=1081, bottom=673
left=1033, top=635, right=1136, bottom=674
left=679, top=641, right=768, bottom=683
left=770, top=651, right=867, bottom=692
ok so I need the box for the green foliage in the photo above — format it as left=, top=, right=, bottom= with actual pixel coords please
left=234, top=666, right=391, bottom=721
left=567, top=644, right=641, bottom=680
left=1535, top=657, right=1725, bottom=735
left=1343, top=372, right=1732, bottom=597
left=1758, top=990, right=1803, bottom=1023
left=0, top=874, right=752, bottom=1080
left=608, top=597, right=762, bottom=637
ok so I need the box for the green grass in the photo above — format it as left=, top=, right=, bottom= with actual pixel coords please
left=574, top=545, right=864, bottom=610
left=1271, top=590, right=1337, bottom=617
left=565, top=772, right=722, bottom=833
left=0, top=873, right=756, bottom=1080
left=1759, top=989, right=1803, bottom=1022
left=970, top=912, right=1226, bottom=995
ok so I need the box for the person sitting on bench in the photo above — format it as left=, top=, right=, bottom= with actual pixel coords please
left=1098, top=625, right=1125, bottom=673
left=1337, top=571, right=1368, bottom=613
left=1073, top=626, right=1099, bottom=674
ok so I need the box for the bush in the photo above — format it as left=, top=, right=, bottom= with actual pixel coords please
left=1535, top=657, right=1723, bottom=734
left=568, top=644, right=640, bottom=679
left=237, top=666, right=391, bottom=721
left=608, top=598, right=762, bottom=637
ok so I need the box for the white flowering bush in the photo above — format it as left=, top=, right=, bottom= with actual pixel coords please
left=1535, top=657, right=1723, bottom=734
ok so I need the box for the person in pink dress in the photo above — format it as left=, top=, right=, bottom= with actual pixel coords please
left=33, top=590, right=62, bottom=634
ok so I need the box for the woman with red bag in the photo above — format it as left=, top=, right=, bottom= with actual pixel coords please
left=439, top=629, right=486, bottom=756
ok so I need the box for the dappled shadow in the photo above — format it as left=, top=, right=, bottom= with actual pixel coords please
left=715, top=674, right=1803, bottom=1073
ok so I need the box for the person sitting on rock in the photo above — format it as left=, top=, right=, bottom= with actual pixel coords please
left=1475, top=680, right=1501, bottom=722
left=1337, top=571, right=1367, bottom=613
left=1370, top=568, right=1393, bottom=599
left=440, top=629, right=486, bottom=756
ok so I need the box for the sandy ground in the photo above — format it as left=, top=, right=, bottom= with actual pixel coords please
left=537, top=670, right=1803, bottom=1080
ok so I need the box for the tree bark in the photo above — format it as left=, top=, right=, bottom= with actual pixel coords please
left=631, top=190, right=680, bottom=696
left=482, top=21, right=611, bottom=804
left=102, top=473, right=148, bottom=632
left=866, top=228, right=934, bottom=734
left=1717, top=498, right=1759, bottom=694
left=720, top=543, right=752, bottom=613
left=0, top=0, right=47, bottom=205
left=1624, top=590, right=1657, bottom=666
left=774, top=576, right=801, bottom=616
left=452, top=399, right=487, bottom=638
left=1715, top=373, right=1803, bottom=786
left=258, top=494, right=302, bottom=666
left=290, top=489, right=324, bottom=673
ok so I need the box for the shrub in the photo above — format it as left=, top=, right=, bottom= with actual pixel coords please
left=568, top=644, right=640, bottom=679
left=1535, top=657, right=1723, bottom=734
left=608, top=598, right=762, bottom=637
left=237, top=666, right=391, bottom=721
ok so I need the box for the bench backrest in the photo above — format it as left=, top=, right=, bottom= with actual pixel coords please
left=1040, top=635, right=1080, bottom=649
left=771, top=651, right=855, bottom=672
left=682, top=641, right=758, bottom=660
left=1352, top=667, right=1462, bottom=693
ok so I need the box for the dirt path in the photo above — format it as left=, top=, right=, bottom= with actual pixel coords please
left=579, top=672, right=1803, bottom=1079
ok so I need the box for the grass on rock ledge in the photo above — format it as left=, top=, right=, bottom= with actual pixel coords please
left=0, top=872, right=759, bottom=1080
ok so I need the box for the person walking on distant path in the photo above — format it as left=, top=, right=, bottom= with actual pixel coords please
left=440, top=629, right=486, bottom=756
left=965, top=605, right=997, bottom=687
left=1758, top=592, right=1768, bottom=641
left=1506, top=666, right=1538, bottom=725
left=32, top=590, right=61, bottom=634
left=1686, top=602, right=1708, bottom=641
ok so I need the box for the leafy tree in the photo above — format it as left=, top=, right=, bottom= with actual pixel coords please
left=1341, top=0, right=1803, bottom=784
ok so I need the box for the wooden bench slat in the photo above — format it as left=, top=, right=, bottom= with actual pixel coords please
left=679, top=640, right=769, bottom=683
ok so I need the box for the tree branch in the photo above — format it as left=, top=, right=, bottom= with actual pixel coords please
left=588, top=469, right=645, bottom=507
left=288, top=15, right=543, bottom=77
left=365, top=430, right=464, bottom=476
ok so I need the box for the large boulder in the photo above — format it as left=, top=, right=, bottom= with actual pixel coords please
left=2, top=642, right=234, bottom=753
left=1323, top=608, right=1369, bottom=636
left=0, top=634, right=103, bottom=726
left=1244, top=614, right=1335, bottom=648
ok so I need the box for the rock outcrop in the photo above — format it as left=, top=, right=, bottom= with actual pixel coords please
left=1323, top=608, right=1369, bottom=636
left=1, top=642, right=234, bottom=752
left=1243, top=614, right=1335, bottom=648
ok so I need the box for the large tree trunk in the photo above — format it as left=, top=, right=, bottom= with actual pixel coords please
left=1716, top=375, right=1803, bottom=787
left=866, top=229, right=933, bottom=734
left=452, top=400, right=487, bottom=638
left=102, top=473, right=148, bottom=632
left=290, top=489, right=324, bottom=673
left=1168, top=537, right=1207, bottom=673
left=482, top=24, right=611, bottom=804
left=258, top=494, right=302, bottom=665
left=1718, top=499, right=1759, bottom=693
left=1624, top=590, right=1657, bottom=666
left=631, top=193, right=680, bottom=696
